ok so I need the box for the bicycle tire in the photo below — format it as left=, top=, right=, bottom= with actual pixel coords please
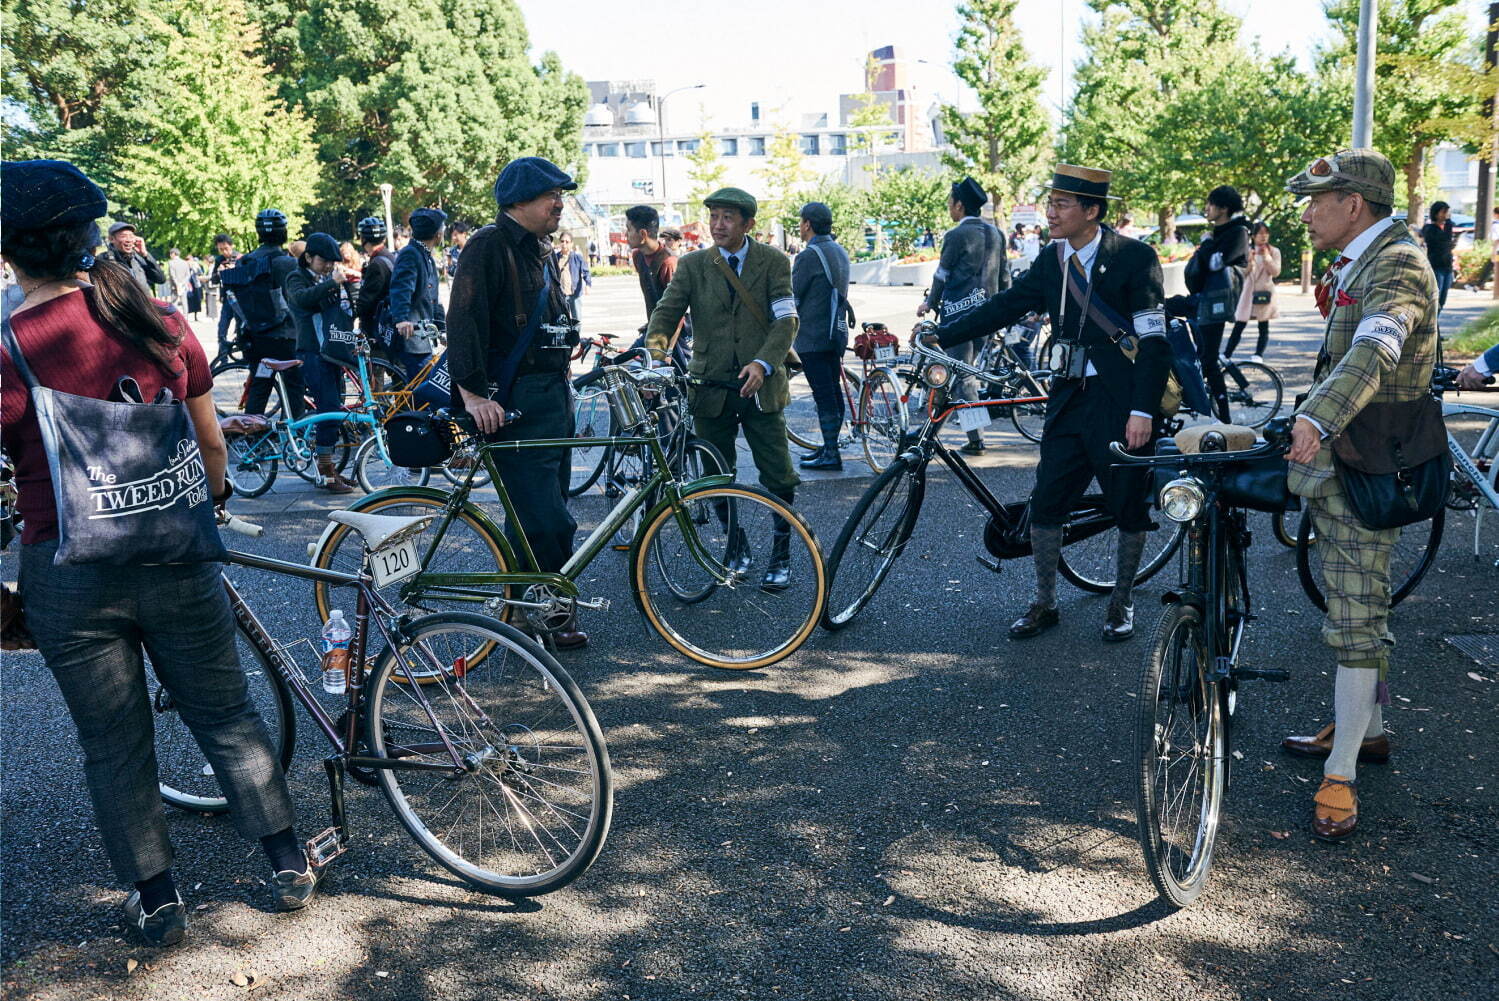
left=1294, top=507, right=1444, bottom=613
left=1057, top=501, right=1184, bottom=593
left=287, top=421, right=356, bottom=485
left=311, top=490, right=513, bottom=625
left=158, top=614, right=296, bottom=813
left=1007, top=370, right=1049, bottom=444
left=821, top=456, right=925, bottom=630
left=632, top=484, right=827, bottom=669
left=568, top=369, right=614, bottom=497
left=1270, top=508, right=1305, bottom=549
left=439, top=437, right=493, bottom=488
left=1225, top=361, right=1283, bottom=429
left=784, top=366, right=855, bottom=452
left=366, top=612, right=612, bottom=897
left=651, top=439, right=729, bottom=601
left=353, top=434, right=432, bottom=493
left=211, top=358, right=294, bottom=420
left=226, top=431, right=278, bottom=497
left=1135, top=602, right=1228, bottom=909
left=857, top=367, right=909, bottom=474
left=359, top=356, right=409, bottom=411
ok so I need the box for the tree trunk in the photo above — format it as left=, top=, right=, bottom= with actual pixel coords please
left=1404, top=144, right=1426, bottom=232
left=1159, top=207, right=1176, bottom=246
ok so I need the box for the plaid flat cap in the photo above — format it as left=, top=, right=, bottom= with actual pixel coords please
left=1286, top=148, right=1396, bottom=205
left=1, top=159, right=107, bottom=230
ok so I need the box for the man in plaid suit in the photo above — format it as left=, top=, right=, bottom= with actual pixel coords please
left=1279, top=149, right=1440, bottom=841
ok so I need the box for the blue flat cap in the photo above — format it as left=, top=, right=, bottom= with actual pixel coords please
left=304, top=232, right=341, bottom=262
left=409, top=207, right=448, bottom=240
left=493, top=157, right=576, bottom=207
left=1, top=159, right=108, bottom=230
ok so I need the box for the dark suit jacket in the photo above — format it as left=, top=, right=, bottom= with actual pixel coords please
left=938, top=225, right=1172, bottom=421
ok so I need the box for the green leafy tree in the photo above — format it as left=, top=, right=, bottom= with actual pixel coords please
left=846, top=55, right=896, bottom=165
left=683, top=131, right=728, bottom=225
left=939, top=0, right=1052, bottom=219
left=1060, top=0, right=1241, bottom=240
left=1320, top=0, right=1478, bottom=226
left=804, top=178, right=869, bottom=257
left=248, top=0, right=587, bottom=224
left=865, top=167, right=951, bottom=256
left=755, top=125, right=818, bottom=238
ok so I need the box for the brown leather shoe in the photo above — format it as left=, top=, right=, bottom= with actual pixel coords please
left=1281, top=723, right=1390, bottom=764
left=1008, top=603, right=1059, bottom=639
left=316, top=458, right=355, bottom=494
left=552, top=629, right=589, bottom=650
left=1312, top=775, right=1358, bottom=841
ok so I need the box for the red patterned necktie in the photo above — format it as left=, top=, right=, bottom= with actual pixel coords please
left=1315, top=255, right=1352, bottom=319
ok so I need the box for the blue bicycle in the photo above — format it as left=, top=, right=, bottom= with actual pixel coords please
left=224, top=341, right=423, bottom=496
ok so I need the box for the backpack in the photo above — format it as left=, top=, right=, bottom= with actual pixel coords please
left=218, top=251, right=290, bottom=335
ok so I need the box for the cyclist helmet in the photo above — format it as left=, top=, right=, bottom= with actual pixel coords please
left=357, top=216, right=387, bottom=243
left=254, top=208, right=288, bottom=241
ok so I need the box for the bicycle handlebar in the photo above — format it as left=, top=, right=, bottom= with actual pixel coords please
left=1108, top=429, right=1290, bottom=468
left=216, top=508, right=264, bottom=538
left=1432, top=364, right=1496, bottom=393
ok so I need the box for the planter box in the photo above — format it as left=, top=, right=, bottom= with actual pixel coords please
left=887, top=260, right=939, bottom=287
left=849, top=257, right=895, bottom=284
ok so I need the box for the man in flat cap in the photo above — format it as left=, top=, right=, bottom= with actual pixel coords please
left=388, top=206, right=447, bottom=379
left=922, top=164, right=1172, bottom=643
left=103, top=221, right=167, bottom=295
left=917, top=176, right=1010, bottom=454
left=644, top=186, right=801, bottom=589
left=1278, top=148, right=1440, bottom=842
left=447, top=156, right=587, bottom=648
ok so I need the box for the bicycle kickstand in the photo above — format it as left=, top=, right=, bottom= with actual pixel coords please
left=306, top=755, right=351, bottom=869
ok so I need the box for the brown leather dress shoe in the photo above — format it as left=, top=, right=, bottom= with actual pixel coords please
left=1008, top=603, right=1059, bottom=639
left=1281, top=723, right=1390, bottom=764
left=1312, top=775, right=1358, bottom=841
left=552, top=629, right=589, bottom=650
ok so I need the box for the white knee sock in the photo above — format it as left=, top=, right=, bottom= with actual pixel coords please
left=1326, top=666, right=1378, bottom=780
left=1364, top=701, right=1384, bottom=739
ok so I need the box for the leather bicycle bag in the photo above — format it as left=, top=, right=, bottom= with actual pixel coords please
left=853, top=327, right=898, bottom=361
left=1152, top=430, right=1293, bottom=514
left=1, top=316, right=227, bottom=566
left=1061, top=260, right=1183, bottom=415
left=709, top=250, right=799, bottom=370
left=1331, top=394, right=1450, bottom=530
left=384, top=410, right=454, bottom=468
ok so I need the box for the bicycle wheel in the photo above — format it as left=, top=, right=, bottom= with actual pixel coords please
left=1225, top=361, right=1283, bottom=429
left=822, top=456, right=925, bottom=630
left=1294, top=507, right=1444, bottom=613
left=157, top=614, right=296, bottom=813
left=857, top=367, right=909, bottom=473
left=1007, top=370, right=1049, bottom=444
left=605, top=441, right=650, bottom=547
left=353, top=434, right=432, bottom=493
left=633, top=485, right=826, bottom=669
left=568, top=370, right=613, bottom=496
left=783, top=366, right=843, bottom=451
left=650, top=439, right=729, bottom=602
left=366, top=613, right=611, bottom=897
left=440, top=436, right=492, bottom=488
left=211, top=359, right=286, bottom=419
left=1271, top=508, right=1306, bottom=549
left=1135, top=603, right=1228, bottom=908
left=287, top=422, right=356, bottom=485
left=353, top=356, right=408, bottom=411
left=1057, top=498, right=1184, bottom=593
left=311, top=492, right=512, bottom=624
left=225, top=430, right=278, bottom=497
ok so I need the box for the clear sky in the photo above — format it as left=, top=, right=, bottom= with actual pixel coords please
left=513, top=0, right=1372, bottom=132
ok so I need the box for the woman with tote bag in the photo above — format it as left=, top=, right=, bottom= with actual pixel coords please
left=0, top=160, right=317, bottom=948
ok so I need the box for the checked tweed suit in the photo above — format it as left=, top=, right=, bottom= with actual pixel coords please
left=645, top=239, right=800, bottom=494
left=1290, top=220, right=1440, bottom=674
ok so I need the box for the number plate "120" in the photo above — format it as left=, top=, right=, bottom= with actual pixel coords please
left=370, top=539, right=421, bottom=588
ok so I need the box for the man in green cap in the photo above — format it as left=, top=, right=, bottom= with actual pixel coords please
left=645, top=187, right=800, bottom=589
left=1278, top=148, right=1440, bottom=842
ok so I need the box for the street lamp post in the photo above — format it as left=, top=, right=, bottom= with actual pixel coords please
left=379, top=183, right=394, bottom=243
left=657, top=84, right=704, bottom=222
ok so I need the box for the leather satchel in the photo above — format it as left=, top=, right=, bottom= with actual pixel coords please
left=1332, top=394, right=1449, bottom=530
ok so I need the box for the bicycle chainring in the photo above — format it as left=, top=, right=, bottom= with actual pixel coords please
left=521, top=584, right=574, bottom=634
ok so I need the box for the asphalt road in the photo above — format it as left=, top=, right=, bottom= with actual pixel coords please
left=2, top=278, right=1496, bottom=1001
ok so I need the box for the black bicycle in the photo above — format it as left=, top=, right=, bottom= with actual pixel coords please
left=821, top=339, right=1183, bottom=630
left=1110, top=420, right=1295, bottom=907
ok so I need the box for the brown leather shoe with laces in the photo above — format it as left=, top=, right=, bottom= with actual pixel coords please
left=1312, top=775, right=1359, bottom=841
left=1281, top=722, right=1390, bottom=763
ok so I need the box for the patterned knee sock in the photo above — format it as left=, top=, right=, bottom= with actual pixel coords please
left=1112, top=530, right=1147, bottom=607
left=1031, top=525, right=1063, bottom=609
left=1326, top=666, right=1378, bottom=780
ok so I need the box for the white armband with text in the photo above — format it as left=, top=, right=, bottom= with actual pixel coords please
left=1132, top=309, right=1166, bottom=339
left=770, top=297, right=797, bottom=321
left=1351, top=312, right=1406, bottom=362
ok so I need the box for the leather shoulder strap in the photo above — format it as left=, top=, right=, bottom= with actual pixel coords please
left=709, top=250, right=769, bottom=329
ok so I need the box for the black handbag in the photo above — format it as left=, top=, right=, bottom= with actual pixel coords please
left=383, top=411, right=453, bottom=468
left=1332, top=395, right=1449, bottom=530
left=2, top=318, right=227, bottom=566
left=1251, top=290, right=1272, bottom=306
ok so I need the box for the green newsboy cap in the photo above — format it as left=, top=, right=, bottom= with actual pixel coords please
left=1286, top=147, right=1396, bottom=206
left=704, top=187, right=757, bottom=219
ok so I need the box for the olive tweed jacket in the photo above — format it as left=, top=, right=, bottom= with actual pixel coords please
left=1290, top=220, right=1440, bottom=498
left=645, top=238, right=799, bottom=416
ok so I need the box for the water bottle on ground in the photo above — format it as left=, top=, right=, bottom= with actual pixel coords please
left=320, top=609, right=352, bottom=695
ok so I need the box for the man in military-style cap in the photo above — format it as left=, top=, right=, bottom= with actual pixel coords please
left=644, top=186, right=802, bottom=590
left=446, top=156, right=588, bottom=648
left=1277, top=148, right=1440, bottom=842
left=916, top=175, right=1011, bottom=454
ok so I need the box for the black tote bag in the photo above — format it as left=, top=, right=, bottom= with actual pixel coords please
left=2, top=319, right=226, bottom=566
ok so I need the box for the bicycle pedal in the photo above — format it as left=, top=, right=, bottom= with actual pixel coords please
left=305, top=827, right=348, bottom=868
left=976, top=554, right=1002, bottom=574
left=575, top=597, right=611, bottom=612
left=1233, top=667, right=1290, bottom=683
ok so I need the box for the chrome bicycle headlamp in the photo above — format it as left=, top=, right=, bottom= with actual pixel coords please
left=1159, top=477, right=1205, bottom=523
left=923, top=362, right=951, bottom=389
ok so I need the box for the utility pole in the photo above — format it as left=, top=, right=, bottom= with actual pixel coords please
left=1351, top=0, right=1377, bottom=147
left=1475, top=3, right=1498, bottom=241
